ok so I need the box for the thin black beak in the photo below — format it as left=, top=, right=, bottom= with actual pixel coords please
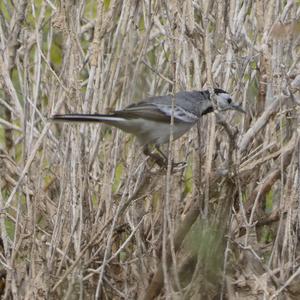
left=230, top=103, right=246, bottom=113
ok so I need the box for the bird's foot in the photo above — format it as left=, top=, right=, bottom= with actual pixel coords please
left=143, top=145, right=186, bottom=171
left=143, top=146, right=166, bottom=167
left=171, top=161, right=187, bottom=171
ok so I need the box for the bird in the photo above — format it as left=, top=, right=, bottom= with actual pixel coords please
left=51, top=88, right=245, bottom=167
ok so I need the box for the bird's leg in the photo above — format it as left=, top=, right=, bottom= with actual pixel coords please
left=155, top=145, right=168, bottom=161
left=155, top=145, right=186, bottom=170
left=154, top=145, right=187, bottom=170
left=143, top=145, right=186, bottom=170
left=143, top=145, right=166, bottom=167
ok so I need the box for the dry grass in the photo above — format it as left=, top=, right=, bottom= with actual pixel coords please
left=0, top=1, right=300, bottom=299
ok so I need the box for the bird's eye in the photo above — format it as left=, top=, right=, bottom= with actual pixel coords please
left=227, top=98, right=232, bottom=104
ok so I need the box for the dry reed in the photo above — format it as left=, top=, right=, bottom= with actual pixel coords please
left=0, top=1, right=300, bottom=299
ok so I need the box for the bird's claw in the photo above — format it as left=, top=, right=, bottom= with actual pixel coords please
left=171, top=161, right=187, bottom=171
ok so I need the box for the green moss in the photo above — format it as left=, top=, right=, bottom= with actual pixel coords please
left=14, top=140, right=23, bottom=163
left=104, top=0, right=111, bottom=10
left=11, top=70, right=21, bottom=103
left=91, top=194, right=98, bottom=205
left=185, top=221, right=223, bottom=280
left=112, top=163, right=124, bottom=192
left=151, top=191, right=160, bottom=209
left=139, top=15, right=145, bottom=31
left=26, top=0, right=44, bottom=26
left=50, top=42, right=63, bottom=66
left=184, top=162, right=193, bottom=194
left=260, top=225, right=274, bottom=244
left=148, top=49, right=156, bottom=66
left=0, top=125, right=4, bottom=145
left=250, top=60, right=257, bottom=70
left=265, top=190, right=273, bottom=212
left=0, top=1, right=13, bottom=20
left=5, top=218, right=15, bottom=240
left=119, top=250, right=127, bottom=262
left=85, top=1, right=97, bottom=18
left=48, top=33, right=63, bottom=67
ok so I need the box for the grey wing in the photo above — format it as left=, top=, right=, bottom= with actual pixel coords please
left=114, top=101, right=171, bottom=123
left=146, top=91, right=208, bottom=121
left=116, top=94, right=199, bottom=123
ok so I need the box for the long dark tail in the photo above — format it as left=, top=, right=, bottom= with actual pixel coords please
left=51, top=114, right=124, bottom=123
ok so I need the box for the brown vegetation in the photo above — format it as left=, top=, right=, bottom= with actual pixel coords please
left=0, top=1, right=300, bottom=299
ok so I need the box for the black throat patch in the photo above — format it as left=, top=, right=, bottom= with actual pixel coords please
left=201, top=106, right=213, bottom=116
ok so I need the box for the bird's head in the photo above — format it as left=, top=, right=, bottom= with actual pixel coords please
left=214, top=88, right=245, bottom=113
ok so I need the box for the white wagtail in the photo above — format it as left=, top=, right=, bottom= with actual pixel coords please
left=52, top=88, right=245, bottom=167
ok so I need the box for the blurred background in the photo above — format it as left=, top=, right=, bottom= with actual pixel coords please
left=0, top=1, right=300, bottom=299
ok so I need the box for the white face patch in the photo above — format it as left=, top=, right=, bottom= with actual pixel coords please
left=216, top=92, right=232, bottom=110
